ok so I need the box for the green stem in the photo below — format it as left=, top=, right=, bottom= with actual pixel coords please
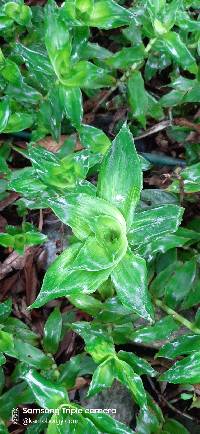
left=155, top=299, right=200, bottom=335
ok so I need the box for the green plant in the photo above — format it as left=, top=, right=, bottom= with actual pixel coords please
left=0, top=222, right=47, bottom=254
left=0, top=0, right=200, bottom=432
left=5, top=123, right=197, bottom=432
left=0, top=0, right=200, bottom=139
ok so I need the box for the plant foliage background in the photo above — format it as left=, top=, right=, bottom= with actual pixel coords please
left=0, top=0, right=200, bottom=432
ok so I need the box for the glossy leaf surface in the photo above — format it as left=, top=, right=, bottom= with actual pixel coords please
left=97, top=124, right=142, bottom=228
left=21, top=369, right=68, bottom=409
left=71, top=322, right=115, bottom=363
left=132, top=316, right=180, bottom=344
left=43, top=307, right=62, bottom=354
left=111, top=249, right=154, bottom=321
left=128, top=205, right=183, bottom=246
left=160, top=351, right=200, bottom=384
left=157, top=334, right=200, bottom=359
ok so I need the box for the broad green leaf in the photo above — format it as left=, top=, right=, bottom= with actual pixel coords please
left=21, top=369, right=68, bottom=409
left=0, top=58, right=22, bottom=85
left=111, top=249, right=154, bottom=321
left=47, top=192, right=127, bottom=240
left=136, top=394, right=164, bottom=434
left=3, top=113, right=33, bottom=133
left=0, top=233, right=13, bottom=249
left=81, top=41, right=111, bottom=60
left=195, top=308, right=200, bottom=328
left=181, top=279, right=200, bottom=310
left=87, top=357, right=114, bottom=397
left=183, top=81, right=200, bottom=104
left=14, top=43, right=55, bottom=92
left=156, top=249, right=177, bottom=274
left=76, top=0, right=94, bottom=15
left=169, top=75, right=196, bottom=92
left=4, top=2, right=32, bottom=26
left=58, top=353, right=96, bottom=389
left=6, top=82, right=42, bottom=106
left=164, top=0, right=182, bottom=30
left=79, top=124, right=111, bottom=154
left=181, top=162, right=200, bottom=183
left=0, top=16, right=13, bottom=32
left=105, top=45, right=145, bottom=69
left=26, top=230, right=47, bottom=247
left=14, top=339, right=52, bottom=369
left=0, top=330, right=15, bottom=357
left=136, top=405, right=160, bottom=434
left=161, top=89, right=186, bottom=107
left=157, top=334, right=200, bottom=359
left=3, top=317, right=38, bottom=345
left=87, top=0, right=131, bottom=29
left=164, top=258, right=197, bottom=308
left=169, top=179, right=200, bottom=194
left=0, top=382, right=34, bottom=420
left=163, top=418, right=190, bottom=434
left=71, top=322, right=116, bottom=363
left=84, top=407, right=135, bottom=433
left=0, top=224, right=46, bottom=254
left=147, top=93, right=164, bottom=120
left=0, top=353, right=6, bottom=366
left=45, top=2, right=71, bottom=81
left=128, top=205, right=183, bottom=246
left=68, top=294, right=103, bottom=316
left=150, top=261, right=181, bottom=298
left=161, top=31, right=197, bottom=73
left=176, top=9, right=200, bottom=32
left=31, top=243, right=113, bottom=308
left=47, top=410, right=99, bottom=434
left=137, top=233, right=190, bottom=260
left=43, top=308, right=62, bottom=354
left=8, top=167, right=49, bottom=202
left=0, top=420, right=8, bottom=433
left=112, top=323, right=136, bottom=344
left=160, top=79, right=200, bottom=107
left=59, top=86, right=83, bottom=128
left=128, top=71, right=148, bottom=127
left=0, top=98, right=9, bottom=133
left=140, top=189, right=179, bottom=208
left=27, top=144, right=89, bottom=190
left=70, top=215, right=127, bottom=270
left=58, top=60, right=115, bottom=88
left=96, top=296, right=134, bottom=324
left=146, top=0, right=166, bottom=17
left=58, top=0, right=78, bottom=25
left=118, top=351, right=157, bottom=377
left=132, top=316, right=180, bottom=344
left=114, top=358, right=146, bottom=406
left=160, top=351, right=200, bottom=384
left=97, top=124, right=142, bottom=228
left=40, top=84, right=64, bottom=141
left=140, top=155, right=152, bottom=171
left=0, top=157, right=10, bottom=176
left=88, top=355, right=146, bottom=406
left=26, top=413, right=51, bottom=434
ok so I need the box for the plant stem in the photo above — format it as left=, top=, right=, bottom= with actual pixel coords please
left=155, top=299, right=200, bottom=334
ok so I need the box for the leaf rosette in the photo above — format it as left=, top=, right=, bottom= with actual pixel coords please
left=27, top=124, right=183, bottom=322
